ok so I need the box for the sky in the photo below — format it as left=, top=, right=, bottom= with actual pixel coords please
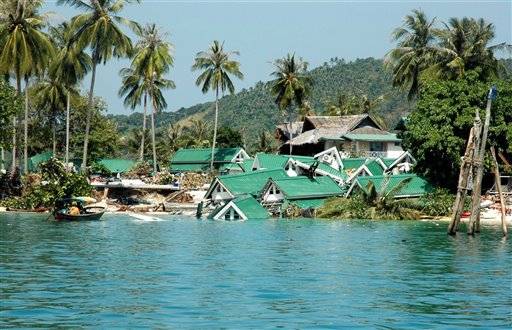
left=43, top=0, right=512, bottom=115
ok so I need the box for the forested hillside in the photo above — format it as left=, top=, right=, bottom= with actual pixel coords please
left=108, top=58, right=412, bottom=144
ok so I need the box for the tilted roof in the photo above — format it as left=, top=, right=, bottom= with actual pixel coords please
left=270, top=175, right=344, bottom=199
left=97, top=159, right=136, bottom=173
left=253, top=153, right=290, bottom=170
left=208, top=195, right=270, bottom=220
left=355, top=174, right=433, bottom=197
left=218, top=169, right=289, bottom=196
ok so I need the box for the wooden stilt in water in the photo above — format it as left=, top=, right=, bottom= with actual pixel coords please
left=490, top=146, right=508, bottom=237
left=448, top=111, right=480, bottom=235
left=468, top=86, right=497, bottom=235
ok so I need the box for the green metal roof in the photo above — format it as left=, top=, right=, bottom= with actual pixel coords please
left=220, top=169, right=289, bottom=196
left=208, top=195, right=269, bottom=220
left=380, top=158, right=396, bottom=168
left=342, top=158, right=367, bottom=170
left=365, top=159, right=385, bottom=176
left=356, top=174, right=432, bottom=197
left=242, top=159, right=254, bottom=172
left=343, top=133, right=401, bottom=142
left=287, top=198, right=327, bottom=209
left=218, top=162, right=244, bottom=172
left=170, top=163, right=209, bottom=172
left=272, top=176, right=344, bottom=199
left=254, top=153, right=290, bottom=170
left=97, top=159, right=136, bottom=173
left=29, top=151, right=54, bottom=172
left=171, top=148, right=243, bottom=164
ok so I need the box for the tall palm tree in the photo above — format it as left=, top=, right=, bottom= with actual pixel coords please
left=192, top=40, right=243, bottom=174
left=31, top=77, right=68, bottom=155
left=118, top=67, right=148, bottom=160
left=50, top=22, right=91, bottom=170
left=270, top=53, right=313, bottom=155
left=0, top=0, right=55, bottom=172
left=120, top=23, right=175, bottom=172
left=384, top=9, right=438, bottom=100
left=436, top=17, right=511, bottom=80
left=57, top=0, right=141, bottom=171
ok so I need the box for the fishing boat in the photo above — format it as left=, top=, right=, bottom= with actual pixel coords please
left=53, top=197, right=106, bottom=221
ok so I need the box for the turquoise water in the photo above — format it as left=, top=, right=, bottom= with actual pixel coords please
left=1, top=213, right=511, bottom=329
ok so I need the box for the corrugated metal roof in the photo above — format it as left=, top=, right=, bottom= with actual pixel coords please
left=170, top=163, right=209, bottom=172
left=254, top=153, right=290, bottom=170
left=97, top=159, right=136, bottom=173
left=220, top=169, right=289, bottom=196
left=342, top=158, right=367, bottom=170
left=29, top=151, right=54, bottom=172
left=242, top=159, right=254, bottom=172
left=365, top=159, right=385, bottom=176
left=208, top=195, right=269, bottom=220
left=272, top=176, right=344, bottom=199
left=171, top=148, right=243, bottom=163
left=287, top=198, right=327, bottom=209
left=343, top=133, right=401, bottom=142
left=356, top=174, right=432, bottom=197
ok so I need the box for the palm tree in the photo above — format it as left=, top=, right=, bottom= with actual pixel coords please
left=192, top=40, right=243, bottom=174
left=121, top=23, right=175, bottom=173
left=31, top=77, right=67, bottom=155
left=384, top=9, right=438, bottom=100
left=57, top=0, right=141, bottom=171
left=436, top=17, right=511, bottom=80
left=118, top=67, right=148, bottom=160
left=50, top=22, right=91, bottom=170
left=270, top=53, right=313, bottom=155
left=0, top=0, right=56, bottom=172
left=323, top=92, right=358, bottom=116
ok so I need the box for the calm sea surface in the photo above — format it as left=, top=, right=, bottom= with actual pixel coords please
left=1, top=213, right=511, bottom=329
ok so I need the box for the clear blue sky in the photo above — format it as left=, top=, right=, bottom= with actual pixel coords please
left=44, top=0, right=512, bottom=115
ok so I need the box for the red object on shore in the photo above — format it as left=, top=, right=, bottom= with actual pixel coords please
left=461, top=211, right=471, bottom=217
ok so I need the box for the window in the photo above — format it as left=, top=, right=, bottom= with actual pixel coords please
left=370, top=142, right=384, bottom=152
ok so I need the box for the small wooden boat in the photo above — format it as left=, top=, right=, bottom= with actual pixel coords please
left=53, top=197, right=106, bottom=221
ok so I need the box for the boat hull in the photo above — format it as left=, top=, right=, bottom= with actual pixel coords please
left=54, top=207, right=106, bottom=221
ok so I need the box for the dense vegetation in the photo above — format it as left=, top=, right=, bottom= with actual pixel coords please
left=108, top=57, right=411, bottom=148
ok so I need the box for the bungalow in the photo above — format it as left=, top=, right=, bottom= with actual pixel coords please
left=258, top=175, right=345, bottom=215
left=203, top=168, right=289, bottom=206
left=96, top=158, right=137, bottom=175
left=279, top=114, right=403, bottom=158
left=345, top=174, right=432, bottom=198
left=170, top=147, right=250, bottom=173
left=207, top=195, right=270, bottom=221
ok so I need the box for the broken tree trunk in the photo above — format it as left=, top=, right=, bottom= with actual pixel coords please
left=468, top=86, right=496, bottom=235
left=490, top=146, right=508, bottom=237
left=447, top=110, right=480, bottom=235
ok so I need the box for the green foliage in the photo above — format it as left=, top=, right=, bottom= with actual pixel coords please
left=127, top=161, right=152, bottom=177
left=91, top=162, right=112, bottom=177
left=0, top=81, right=21, bottom=151
left=401, top=70, right=512, bottom=190
left=216, top=127, right=243, bottom=148
left=108, top=58, right=411, bottom=152
left=317, top=177, right=422, bottom=220
left=0, top=157, right=93, bottom=210
left=419, top=188, right=455, bottom=216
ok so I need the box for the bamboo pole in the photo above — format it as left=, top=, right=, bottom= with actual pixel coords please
left=448, top=110, right=480, bottom=235
left=468, top=86, right=497, bottom=235
left=490, top=146, right=508, bottom=237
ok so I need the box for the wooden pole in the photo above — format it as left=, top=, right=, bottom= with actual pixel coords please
left=490, top=146, right=508, bottom=237
left=448, top=110, right=480, bottom=235
left=468, top=86, right=496, bottom=235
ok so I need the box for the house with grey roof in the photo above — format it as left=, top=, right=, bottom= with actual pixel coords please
left=279, top=114, right=403, bottom=158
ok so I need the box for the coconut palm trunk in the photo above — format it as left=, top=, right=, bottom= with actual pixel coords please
left=82, top=62, right=97, bottom=171
left=141, top=93, right=147, bottom=160
left=65, top=90, right=71, bottom=172
left=24, top=76, right=29, bottom=172
left=210, top=91, right=220, bottom=173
